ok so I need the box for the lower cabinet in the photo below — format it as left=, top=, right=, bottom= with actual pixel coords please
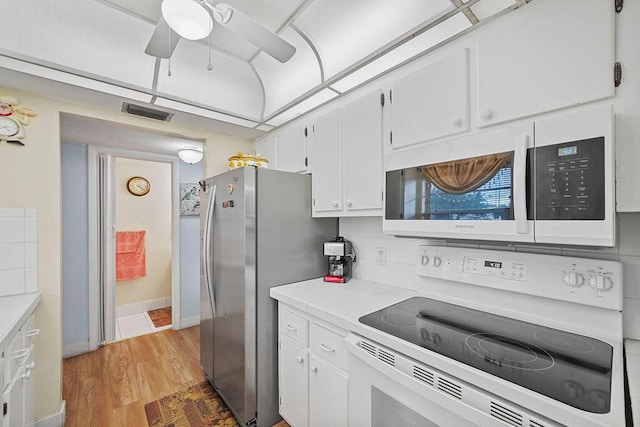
left=277, top=303, right=348, bottom=427
left=2, top=314, right=38, bottom=427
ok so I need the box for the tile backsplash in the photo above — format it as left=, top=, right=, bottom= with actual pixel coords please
left=0, top=208, right=38, bottom=296
left=340, top=213, right=640, bottom=339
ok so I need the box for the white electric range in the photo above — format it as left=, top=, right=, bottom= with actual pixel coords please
left=346, top=245, right=624, bottom=427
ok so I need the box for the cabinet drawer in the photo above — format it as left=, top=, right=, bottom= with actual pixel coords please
left=4, top=328, right=27, bottom=382
left=280, top=306, right=309, bottom=347
left=22, top=315, right=39, bottom=348
left=310, top=323, right=347, bottom=370
left=0, top=354, right=4, bottom=392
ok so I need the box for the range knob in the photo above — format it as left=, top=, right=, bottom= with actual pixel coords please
left=562, top=271, right=585, bottom=287
left=588, top=275, right=613, bottom=292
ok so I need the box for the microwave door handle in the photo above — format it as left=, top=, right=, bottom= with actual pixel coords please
left=513, top=135, right=529, bottom=234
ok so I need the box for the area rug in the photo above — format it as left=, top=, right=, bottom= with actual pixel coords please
left=148, top=307, right=172, bottom=328
left=145, top=381, right=238, bottom=427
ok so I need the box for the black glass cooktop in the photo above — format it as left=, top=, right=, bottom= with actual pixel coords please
left=359, top=297, right=613, bottom=413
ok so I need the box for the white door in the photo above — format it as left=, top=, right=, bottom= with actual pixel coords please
left=312, top=108, right=343, bottom=215
left=391, top=48, right=469, bottom=148
left=309, top=355, right=348, bottom=427
left=279, top=337, right=309, bottom=427
left=476, top=0, right=614, bottom=127
left=277, top=123, right=308, bottom=173
left=343, top=90, right=384, bottom=213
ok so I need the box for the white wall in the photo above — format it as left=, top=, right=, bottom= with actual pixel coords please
left=115, top=158, right=172, bottom=305
left=61, top=143, right=89, bottom=351
left=341, top=214, right=640, bottom=339
left=179, top=160, right=204, bottom=324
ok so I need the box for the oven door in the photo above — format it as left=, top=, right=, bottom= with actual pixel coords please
left=384, top=123, right=534, bottom=242
left=346, top=335, right=506, bottom=427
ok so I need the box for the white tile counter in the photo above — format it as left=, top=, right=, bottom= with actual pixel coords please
left=0, top=292, right=40, bottom=352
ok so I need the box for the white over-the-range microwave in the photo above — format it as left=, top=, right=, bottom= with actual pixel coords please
left=384, top=104, right=615, bottom=246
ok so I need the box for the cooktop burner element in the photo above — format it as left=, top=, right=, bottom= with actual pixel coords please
left=359, top=296, right=613, bottom=413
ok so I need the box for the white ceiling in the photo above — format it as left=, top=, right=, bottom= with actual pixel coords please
left=0, top=0, right=530, bottom=152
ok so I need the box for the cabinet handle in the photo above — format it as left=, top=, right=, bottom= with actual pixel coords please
left=12, top=348, right=29, bottom=360
left=310, top=365, right=318, bottom=373
left=319, top=343, right=335, bottom=353
left=451, top=117, right=463, bottom=127
left=296, top=355, right=304, bottom=364
left=285, top=323, right=298, bottom=332
left=332, top=201, right=339, bottom=208
left=345, top=200, right=353, bottom=207
left=480, top=108, right=493, bottom=119
left=27, top=362, right=35, bottom=370
left=26, top=329, right=40, bottom=337
left=21, top=370, right=32, bottom=380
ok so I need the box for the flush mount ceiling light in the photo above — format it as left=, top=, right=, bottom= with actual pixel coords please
left=161, top=0, right=212, bottom=40
left=147, top=1, right=296, bottom=62
left=178, top=148, right=203, bottom=164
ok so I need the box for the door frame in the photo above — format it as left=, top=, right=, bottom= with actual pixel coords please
left=88, top=145, right=181, bottom=349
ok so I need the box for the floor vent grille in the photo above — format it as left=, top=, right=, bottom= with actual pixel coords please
left=412, top=365, right=435, bottom=386
left=490, top=402, right=523, bottom=427
left=437, top=377, right=462, bottom=400
left=378, top=348, right=395, bottom=366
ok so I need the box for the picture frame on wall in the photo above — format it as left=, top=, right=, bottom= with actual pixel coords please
left=180, top=183, right=201, bottom=216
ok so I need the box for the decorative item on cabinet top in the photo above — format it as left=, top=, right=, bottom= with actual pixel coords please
left=228, top=151, right=269, bottom=169
left=0, top=94, right=38, bottom=146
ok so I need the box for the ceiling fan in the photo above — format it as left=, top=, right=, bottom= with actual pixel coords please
left=145, top=0, right=296, bottom=63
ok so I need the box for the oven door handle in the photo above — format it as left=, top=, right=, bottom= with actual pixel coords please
left=513, top=134, right=530, bottom=235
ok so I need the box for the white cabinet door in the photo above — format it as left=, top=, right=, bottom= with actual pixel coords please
left=279, top=337, right=309, bottom=427
left=2, top=364, right=25, bottom=427
left=391, top=48, right=469, bottom=148
left=309, top=355, right=348, bottom=427
left=312, top=108, right=343, bottom=214
left=277, top=123, right=308, bottom=173
left=255, top=135, right=277, bottom=170
left=476, top=0, right=614, bottom=127
left=23, top=350, right=34, bottom=427
left=343, top=90, right=384, bottom=212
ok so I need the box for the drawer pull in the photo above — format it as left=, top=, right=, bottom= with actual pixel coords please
left=310, top=365, right=317, bottom=373
left=26, top=329, right=40, bottom=337
left=12, top=348, right=29, bottom=360
left=296, top=355, right=304, bottom=364
left=21, top=370, right=31, bottom=380
left=319, top=343, right=335, bottom=353
left=285, top=323, right=298, bottom=332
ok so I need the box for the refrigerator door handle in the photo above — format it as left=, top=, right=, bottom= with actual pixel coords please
left=203, top=184, right=217, bottom=317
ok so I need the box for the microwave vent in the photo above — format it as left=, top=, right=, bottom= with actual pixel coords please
left=121, top=102, right=173, bottom=122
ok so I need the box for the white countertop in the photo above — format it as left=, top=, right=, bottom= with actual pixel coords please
left=0, top=292, right=40, bottom=352
left=625, top=339, right=640, bottom=425
left=270, top=277, right=417, bottom=331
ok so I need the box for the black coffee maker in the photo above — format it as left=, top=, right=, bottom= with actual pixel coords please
left=323, top=236, right=356, bottom=283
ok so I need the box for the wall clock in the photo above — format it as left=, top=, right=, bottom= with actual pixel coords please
left=127, top=176, right=150, bottom=196
left=0, top=116, right=21, bottom=138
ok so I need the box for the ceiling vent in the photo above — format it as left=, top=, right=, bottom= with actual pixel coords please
left=121, top=102, right=174, bottom=122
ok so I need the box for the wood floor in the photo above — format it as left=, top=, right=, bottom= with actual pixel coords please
left=63, top=327, right=204, bottom=427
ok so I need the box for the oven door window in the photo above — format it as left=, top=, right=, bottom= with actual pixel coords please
left=386, top=152, right=514, bottom=220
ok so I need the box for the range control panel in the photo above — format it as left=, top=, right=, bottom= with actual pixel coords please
left=462, top=257, right=528, bottom=282
left=415, top=245, right=623, bottom=311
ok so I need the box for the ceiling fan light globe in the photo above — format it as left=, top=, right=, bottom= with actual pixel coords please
left=162, top=0, right=212, bottom=40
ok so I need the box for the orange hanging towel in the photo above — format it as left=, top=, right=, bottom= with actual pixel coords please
left=116, top=230, right=146, bottom=280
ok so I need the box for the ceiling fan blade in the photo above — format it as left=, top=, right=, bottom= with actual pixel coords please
left=213, top=4, right=296, bottom=63
left=145, top=17, right=181, bottom=58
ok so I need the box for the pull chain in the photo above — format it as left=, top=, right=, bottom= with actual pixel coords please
left=207, top=16, right=213, bottom=71
left=168, top=27, right=172, bottom=76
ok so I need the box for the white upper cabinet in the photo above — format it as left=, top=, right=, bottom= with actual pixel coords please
left=277, top=123, right=308, bottom=174
left=390, top=48, right=469, bottom=149
left=255, top=134, right=278, bottom=170
left=343, top=90, right=384, bottom=212
left=312, top=89, right=384, bottom=217
left=476, top=0, right=615, bottom=127
left=312, top=108, right=344, bottom=214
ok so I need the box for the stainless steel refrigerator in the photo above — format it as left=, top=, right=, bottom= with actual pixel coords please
left=199, top=167, right=337, bottom=427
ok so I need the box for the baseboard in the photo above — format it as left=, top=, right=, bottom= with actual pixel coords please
left=63, top=341, right=90, bottom=358
left=180, top=315, right=200, bottom=329
left=35, top=400, right=65, bottom=427
left=116, top=296, right=171, bottom=318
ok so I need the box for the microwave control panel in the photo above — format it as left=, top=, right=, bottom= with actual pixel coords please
left=535, top=136, right=605, bottom=220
